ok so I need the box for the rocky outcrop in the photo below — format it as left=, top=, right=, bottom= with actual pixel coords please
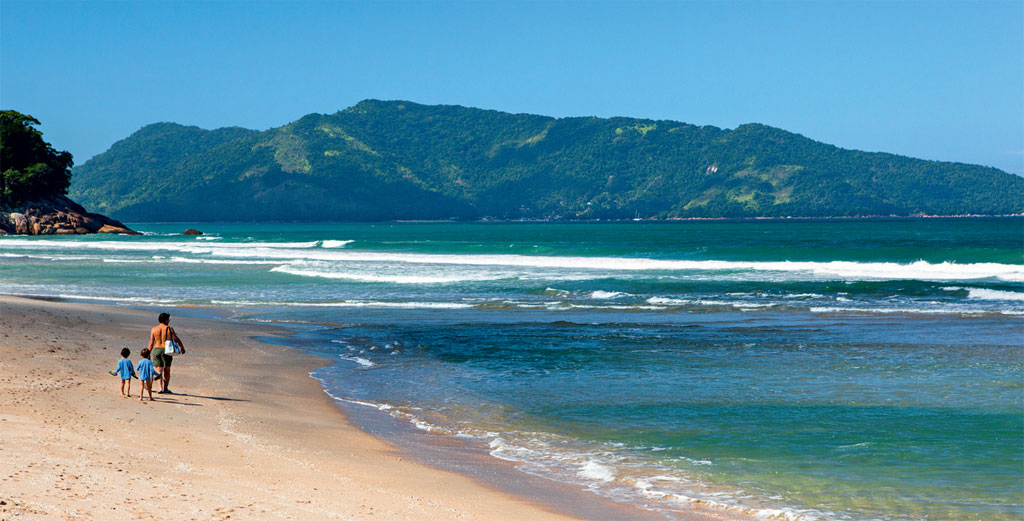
left=0, top=195, right=139, bottom=235
left=183, top=228, right=203, bottom=235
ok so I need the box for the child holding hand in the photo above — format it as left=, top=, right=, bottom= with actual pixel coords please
left=136, top=348, right=157, bottom=402
left=110, top=348, right=136, bottom=397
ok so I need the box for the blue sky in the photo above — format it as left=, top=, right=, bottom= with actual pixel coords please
left=2, top=1, right=1022, bottom=175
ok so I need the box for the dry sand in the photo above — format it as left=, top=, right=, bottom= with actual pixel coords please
left=0, top=296, right=750, bottom=521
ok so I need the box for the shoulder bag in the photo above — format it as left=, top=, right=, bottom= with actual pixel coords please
left=164, top=326, right=184, bottom=355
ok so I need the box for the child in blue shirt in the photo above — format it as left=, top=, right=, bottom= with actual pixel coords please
left=109, top=348, right=136, bottom=397
left=137, top=348, right=157, bottom=402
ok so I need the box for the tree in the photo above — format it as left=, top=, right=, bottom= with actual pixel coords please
left=0, top=110, right=74, bottom=209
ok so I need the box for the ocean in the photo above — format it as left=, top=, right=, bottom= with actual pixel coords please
left=1, top=219, right=1021, bottom=521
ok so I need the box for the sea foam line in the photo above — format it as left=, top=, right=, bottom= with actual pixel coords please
left=208, top=299, right=473, bottom=309
left=966, top=288, right=1024, bottom=301
left=808, top=306, right=997, bottom=315
left=263, top=256, right=1024, bottom=282
left=359, top=397, right=824, bottom=521
left=269, top=265, right=504, bottom=284
left=590, top=290, right=629, bottom=299
left=309, top=362, right=839, bottom=521
left=3, top=238, right=1022, bottom=281
left=0, top=292, right=188, bottom=305
left=320, top=240, right=354, bottom=248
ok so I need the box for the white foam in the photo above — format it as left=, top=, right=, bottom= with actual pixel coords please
left=333, top=397, right=379, bottom=409
left=66, top=294, right=178, bottom=304
left=734, top=302, right=774, bottom=309
left=311, top=388, right=834, bottom=521
left=98, top=256, right=284, bottom=266
left=208, top=298, right=473, bottom=309
left=4, top=238, right=1021, bottom=281
left=646, top=296, right=687, bottom=305
left=566, top=304, right=662, bottom=310
left=340, top=355, right=375, bottom=368
left=270, top=265, right=501, bottom=284
left=783, top=293, right=824, bottom=299
left=577, top=461, right=617, bottom=482
left=809, top=306, right=991, bottom=315
left=589, top=290, right=627, bottom=299
left=1, top=253, right=99, bottom=261
left=693, top=299, right=740, bottom=307
left=0, top=238, right=318, bottom=252
left=966, top=288, right=1024, bottom=301
left=411, top=419, right=448, bottom=433
left=4, top=292, right=188, bottom=305
left=656, top=490, right=821, bottom=521
left=167, top=257, right=285, bottom=265
left=320, top=240, right=354, bottom=248
left=645, top=296, right=762, bottom=309
left=321, top=393, right=397, bottom=414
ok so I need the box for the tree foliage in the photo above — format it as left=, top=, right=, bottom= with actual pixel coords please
left=1, top=110, right=74, bottom=209
left=70, top=100, right=1024, bottom=221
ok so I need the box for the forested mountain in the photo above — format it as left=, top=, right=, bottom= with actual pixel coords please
left=70, top=100, right=1024, bottom=221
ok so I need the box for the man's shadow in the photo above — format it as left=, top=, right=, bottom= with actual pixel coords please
left=164, top=393, right=250, bottom=402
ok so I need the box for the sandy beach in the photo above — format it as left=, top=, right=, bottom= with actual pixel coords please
left=0, top=295, right=651, bottom=521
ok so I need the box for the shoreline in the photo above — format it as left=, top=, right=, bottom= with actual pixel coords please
left=16, top=213, right=1014, bottom=228
left=0, top=295, right=731, bottom=521
left=2, top=220, right=1020, bottom=521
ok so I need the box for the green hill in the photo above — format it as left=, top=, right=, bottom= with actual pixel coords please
left=70, top=100, right=1024, bottom=221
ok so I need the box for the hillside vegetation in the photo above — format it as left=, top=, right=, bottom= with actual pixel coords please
left=0, top=110, right=134, bottom=235
left=1, top=110, right=74, bottom=209
left=70, top=100, right=1024, bottom=221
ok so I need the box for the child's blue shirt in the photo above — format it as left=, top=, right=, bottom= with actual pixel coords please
left=115, top=358, right=135, bottom=380
left=137, top=358, right=156, bottom=381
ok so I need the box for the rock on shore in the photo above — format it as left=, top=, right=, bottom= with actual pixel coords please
left=0, top=195, right=139, bottom=235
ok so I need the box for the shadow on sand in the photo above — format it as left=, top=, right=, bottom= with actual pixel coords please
left=160, top=392, right=250, bottom=403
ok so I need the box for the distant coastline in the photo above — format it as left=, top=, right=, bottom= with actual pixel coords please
left=662, top=212, right=1024, bottom=221
left=70, top=100, right=1024, bottom=222
left=112, top=213, right=1024, bottom=226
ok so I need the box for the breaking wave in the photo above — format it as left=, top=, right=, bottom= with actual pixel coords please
left=2, top=238, right=1022, bottom=281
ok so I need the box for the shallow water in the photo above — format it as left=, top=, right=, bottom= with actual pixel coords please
left=2, top=219, right=1021, bottom=520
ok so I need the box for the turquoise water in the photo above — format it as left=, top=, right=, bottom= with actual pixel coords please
left=1, top=219, right=1022, bottom=520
